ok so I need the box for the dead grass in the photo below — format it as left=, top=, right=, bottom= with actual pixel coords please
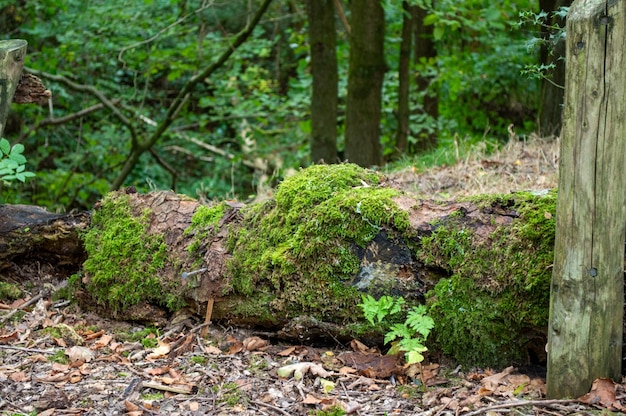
left=388, top=135, right=560, bottom=200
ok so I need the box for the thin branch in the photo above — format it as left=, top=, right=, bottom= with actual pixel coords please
left=18, top=100, right=121, bottom=143
left=110, top=0, right=274, bottom=190
left=462, top=399, right=581, bottom=416
left=118, top=0, right=214, bottom=67
left=23, top=68, right=139, bottom=147
left=333, top=0, right=351, bottom=34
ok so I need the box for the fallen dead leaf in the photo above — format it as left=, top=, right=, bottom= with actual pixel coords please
left=146, top=341, right=171, bottom=360
left=66, top=346, right=94, bottom=363
left=579, top=378, right=624, bottom=411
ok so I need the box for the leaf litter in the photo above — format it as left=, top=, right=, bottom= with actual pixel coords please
left=1, top=136, right=623, bottom=415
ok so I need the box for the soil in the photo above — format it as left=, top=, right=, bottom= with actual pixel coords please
left=1, top=137, right=623, bottom=416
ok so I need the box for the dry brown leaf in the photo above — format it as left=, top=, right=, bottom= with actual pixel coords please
left=188, top=401, right=199, bottom=411
left=339, top=366, right=357, bottom=375
left=83, top=330, right=106, bottom=340
left=10, top=371, right=28, bottom=382
left=350, top=339, right=376, bottom=353
left=277, top=346, right=297, bottom=356
left=146, top=341, right=171, bottom=360
left=66, top=346, right=94, bottom=363
left=242, top=336, right=269, bottom=351
left=303, top=394, right=322, bottom=404
left=92, top=333, right=112, bottom=347
left=579, top=378, right=624, bottom=411
left=205, top=345, right=222, bottom=355
left=0, top=330, right=18, bottom=344
left=481, top=366, right=515, bottom=390
left=124, top=399, right=141, bottom=412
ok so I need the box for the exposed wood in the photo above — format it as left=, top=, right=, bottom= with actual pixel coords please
left=0, top=39, right=27, bottom=138
left=547, top=0, right=626, bottom=398
left=0, top=204, right=90, bottom=271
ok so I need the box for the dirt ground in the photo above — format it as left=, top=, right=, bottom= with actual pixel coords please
left=2, top=137, right=623, bottom=416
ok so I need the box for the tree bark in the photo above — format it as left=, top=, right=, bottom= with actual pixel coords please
left=537, top=0, right=571, bottom=138
left=413, top=3, right=438, bottom=153
left=306, top=0, right=338, bottom=164
left=395, top=1, right=413, bottom=156
left=344, top=0, right=385, bottom=167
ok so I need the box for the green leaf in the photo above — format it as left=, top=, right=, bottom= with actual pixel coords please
left=0, top=138, right=10, bottom=155
left=9, top=143, right=25, bottom=155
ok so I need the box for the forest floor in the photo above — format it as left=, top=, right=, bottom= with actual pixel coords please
left=1, top=136, right=623, bottom=416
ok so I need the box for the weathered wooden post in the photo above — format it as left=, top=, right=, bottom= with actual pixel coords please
left=547, top=0, right=626, bottom=398
left=0, top=39, right=27, bottom=139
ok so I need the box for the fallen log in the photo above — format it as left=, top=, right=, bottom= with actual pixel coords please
left=1, top=163, right=606, bottom=367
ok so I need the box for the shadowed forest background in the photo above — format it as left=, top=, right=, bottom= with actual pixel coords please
left=1, top=0, right=568, bottom=211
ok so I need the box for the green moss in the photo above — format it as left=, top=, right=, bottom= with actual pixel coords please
left=81, top=193, right=183, bottom=313
left=227, top=164, right=410, bottom=324
left=0, top=281, right=21, bottom=300
left=424, top=191, right=557, bottom=367
left=185, top=202, right=227, bottom=253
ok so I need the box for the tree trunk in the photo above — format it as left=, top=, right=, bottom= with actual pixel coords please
left=306, top=0, right=338, bottom=164
left=344, top=0, right=385, bottom=167
left=413, top=4, right=438, bottom=153
left=395, top=1, right=413, bottom=156
left=3, top=163, right=611, bottom=368
left=538, top=0, right=571, bottom=138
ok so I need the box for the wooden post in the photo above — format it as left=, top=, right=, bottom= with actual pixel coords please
left=0, top=39, right=27, bottom=139
left=547, top=0, right=626, bottom=398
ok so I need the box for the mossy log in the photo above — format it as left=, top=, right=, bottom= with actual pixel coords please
left=3, top=164, right=622, bottom=367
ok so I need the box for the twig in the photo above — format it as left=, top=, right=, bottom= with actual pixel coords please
left=462, top=399, right=579, bottom=416
left=0, top=280, right=66, bottom=323
left=110, top=0, right=274, bottom=190
left=142, top=382, right=195, bottom=395
left=250, top=399, right=292, bottom=416
left=24, top=68, right=139, bottom=147
left=333, top=0, right=351, bottom=34
left=0, top=345, right=56, bottom=354
left=118, top=1, right=214, bottom=67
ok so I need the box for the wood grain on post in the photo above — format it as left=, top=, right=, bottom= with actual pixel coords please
left=547, top=0, right=626, bottom=398
left=0, top=39, right=27, bottom=138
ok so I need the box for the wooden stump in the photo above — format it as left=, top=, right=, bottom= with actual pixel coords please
left=0, top=39, right=27, bottom=138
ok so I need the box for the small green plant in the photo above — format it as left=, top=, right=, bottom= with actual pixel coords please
left=190, top=355, right=207, bottom=365
left=49, top=350, right=70, bottom=364
left=359, top=295, right=434, bottom=365
left=0, top=138, right=35, bottom=184
left=309, top=405, right=346, bottom=416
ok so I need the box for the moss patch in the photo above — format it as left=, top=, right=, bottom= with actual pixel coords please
left=184, top=202, right=226, bottom=254
left=81, top=193, right=184, bottom=313
left=423, top=191, right=557, bottom=367
left=227, top=164, right=410, bottom=325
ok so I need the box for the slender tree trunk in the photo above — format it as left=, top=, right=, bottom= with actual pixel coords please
left=306, top=0, right=338, bottom=164
left=413, top=3, right=438, bottom=153
left=538, top=0, right=571, bottom=138
left=395, top=1, right=413, bottom=156
left=344, top=0, right=385, bottom=167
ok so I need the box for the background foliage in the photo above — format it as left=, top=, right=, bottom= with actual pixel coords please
left=1, top=0, right=541, bottom=211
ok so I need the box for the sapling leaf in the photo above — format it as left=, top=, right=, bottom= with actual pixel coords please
left=0, top=138, right=9, bottom=155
